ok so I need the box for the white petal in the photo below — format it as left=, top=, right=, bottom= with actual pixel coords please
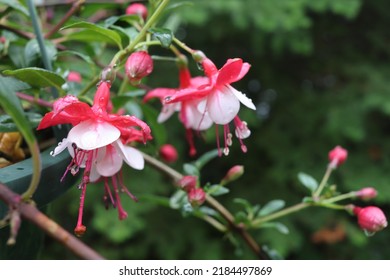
left=113, top=140, right=144, bottom=170
left=207, top=89, right=240, bottom=125
left=157, top=104, right=179, bottom=123
left=96, top=145, right=123, bottom=177
left=228, top=85, right=256, bottom=110
left=186, top=102, right=213, bottom=130
left=68, top=119, right=120, bottom=150
left=50, top=138, right=71, bottom=157
left=89, top=160, right=101, bottom=182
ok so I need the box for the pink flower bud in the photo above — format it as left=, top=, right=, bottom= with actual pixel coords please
left=159, top=144, right=178, bottom=163
left=353, top=206, right=387, bottom=234
left=221, top=165, right=244, bottom=185
left=125, top=51, right=153, bottom=85
left=67, top=71, right=82, bottom=83
left=356, top=187, right=378, bottom=200
left=0, top=36, right=6, bottom=44
left=328, top=145, right=348, bottom=168
left=178, top=176, right=197, bottom=192
left=126, top=3, right=148, bottom=20
left=188, top=188, right=206, bottom=207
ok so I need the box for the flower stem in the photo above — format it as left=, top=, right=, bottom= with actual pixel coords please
left=173, top=37, right=195, bottom=54
left=252, top=202, right=310, bottom=226
left=321, top=191, right=357, bottom=204
left=109, top=0, right=171, bottom=68
left=313, top=165, right=333, bottom=198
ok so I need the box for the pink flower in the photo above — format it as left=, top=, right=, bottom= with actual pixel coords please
left=125, top=51, right=153, bottom=85
left=38, top=81, right=152, bottom=235
left=328, top=145, right=348, bottom=168
left=145, top=54, right=255, bottom=156
left=353, top=206, right=388, bottom=235
left=188, top=188, right=206, bottom=207
left=356, top=187, right=378, bottom=200
left=126, top=3, right=148, bottom=20
left=67, top=71, right=82, bottom=83
left=177, top=175, right=197, bottom=192
left=159, top=144, right=178, bottom=163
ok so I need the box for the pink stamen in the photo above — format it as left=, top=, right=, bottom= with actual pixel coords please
left=215, top=125, right=222, bottom=157
left=103, top=178, right=116, bottom=208
left=118, top=171, right=138, bottom=202
left=111, top=175, right=128, bottom=220
left=185, top=129, right=197, bottom=156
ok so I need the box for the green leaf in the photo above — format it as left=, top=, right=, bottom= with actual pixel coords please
left=140, top=102, right=167, bottom=147
left=0, top=0, right=28, bottom=16
left=61, top=21, right=122, bottom=49
left=258, top=199, right=285, bottom=216
left=193, top=149, right=219, bottom=170
left=24, top=39, right=57, bottom=67
left=206, top=184, right=230, bottom=196
left=104, top=14, right=140, bottom=28
left=0, top=112, right=42, bottom=132
left=2, top=67, right=66, bottom=89
left=169, top=190, right=187, bottom=209
left=260, top=222, right=290, bottom=234
left=183, top=163, right=199, bottom=176
left=55, top=50, right=94, bottom=65
left=149, top=27, right=173, bottom=48
left=297, top=172, right=318, bottom=193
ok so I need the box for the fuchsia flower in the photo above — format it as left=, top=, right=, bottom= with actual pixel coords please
left=38, top=81, right=152, bottom=236
left=144, top=53, right=256, bottom=156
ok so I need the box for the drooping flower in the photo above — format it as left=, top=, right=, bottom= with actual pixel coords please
left=38, top=81, right=152, bottom=236
left=145, top=54, right=256, bottom=156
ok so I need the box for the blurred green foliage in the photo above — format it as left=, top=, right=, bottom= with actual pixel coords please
left=2, top=0, right=390, bottom=259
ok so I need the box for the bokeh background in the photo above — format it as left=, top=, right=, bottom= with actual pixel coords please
left=2, top=0, right=390, bottom=259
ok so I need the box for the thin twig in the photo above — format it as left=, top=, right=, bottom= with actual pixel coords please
left=45, top=0, right=86, bottom=39
left=0, top=23, right=34, bottom=39
left=0, top=183, right=104, bottom=260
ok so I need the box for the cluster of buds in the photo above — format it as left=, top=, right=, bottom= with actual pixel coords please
left=177, top=175, right=206, bottom=207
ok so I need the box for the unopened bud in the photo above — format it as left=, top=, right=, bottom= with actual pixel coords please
left=125, top=51, right=154, bottom=85
left=221, top=165, right=244, bottom=185
left=159, top=144, right=178, bottom=163
left=126, top=3, right=148, bottom=21
left=67, top=71, right=82, bottom=83
left=177, top=175, right=197, bottom=192
left=353, top=206, right=387, bottom=235
left=192, top=50, right=206, bottom=63
left=188, top=188, right=206, bottom=207
left=356, top=187, right=378, bottom=200
left=328, top=145, right=348, bottom=169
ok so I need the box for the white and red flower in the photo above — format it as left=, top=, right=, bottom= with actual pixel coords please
left=144, top=54, right=256, bottom=156
left=38, top=81, right=152, bottom=236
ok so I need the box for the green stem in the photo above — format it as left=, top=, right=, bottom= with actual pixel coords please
left=322, top=191, right=357, bottom=204
left=313, top=165, right=333, bottom=198
left=78, top=76, right=100, bottom=97
left=252, top=202, right=310, bottom=226
left=173, top=37, right=195, bottom=54
left=109, top=0, right=171, bottom=68
left=21, top=141, right=41, bottom=200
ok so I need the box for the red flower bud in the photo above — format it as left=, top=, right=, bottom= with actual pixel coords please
left=67, top=71, right=82, bottom=83
left=177, top=175, right=197, bottom=192
left=353, top=206, right=387, bottom=235
left=125, top=51, right=153, bottom=85
left=328, top=145, right=348, bottom=168
left=188, top=188, right=206, bottom=207
left=159, top=144, right=178, bottom=163
left=126, top=3, right=148, bottom=20
left=221, top=165, right=244, bottom=185
left=356, top=187, right=378, bottom=200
